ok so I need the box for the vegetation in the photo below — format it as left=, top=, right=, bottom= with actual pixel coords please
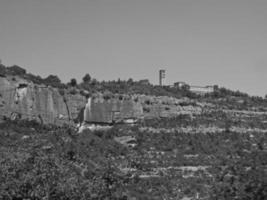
left=1, top=63, right=267, bottom=199
left=68, top=78, right=77, bottom=87
left=1, top=63, right=266, bottom=105
left=0, top=109, right=266, bottom=199
left=82, top=73, right=91, bottom=83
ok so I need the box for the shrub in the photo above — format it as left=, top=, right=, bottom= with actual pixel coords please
left=69, top=89, right=77, bottom=95
left=7, top=65, right=26, bottom=75
left=44, top=75, right=66, bottom=88
left=210, top=151, right=267, bottom=199
left=83, top=73, right=91, bottom=83
left=69, top=78, right=77, bottom=87
left=0, top=64, right=6, bottom=76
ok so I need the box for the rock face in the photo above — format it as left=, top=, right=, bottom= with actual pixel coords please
left=0, top=75, right=204, bottom=126
left=83, top=95, right=144, bottom=124
left=137, top=95, right=203, bottom=118
left=0, top=76, right=86, bottom=125
left=81, top=94, right=203, bottom=124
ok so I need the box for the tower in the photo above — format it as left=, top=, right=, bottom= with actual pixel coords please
left=159, top=69, right=166, bottom=86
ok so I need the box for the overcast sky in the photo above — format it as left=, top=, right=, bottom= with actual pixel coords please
left=0, top=0, right=267, bottom=96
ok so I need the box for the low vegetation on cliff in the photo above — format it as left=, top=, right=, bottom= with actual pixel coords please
left=1, top=63, right=267, bottom=105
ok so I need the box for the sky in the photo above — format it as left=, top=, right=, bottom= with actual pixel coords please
left=0, top=0, right=267, bottom=96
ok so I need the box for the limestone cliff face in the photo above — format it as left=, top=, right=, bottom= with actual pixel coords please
left=0, top=75, right=204, bottom=126
left=0, top=76, right=86, bottom=125
left=137, top=95, right=203, bottom=118
left=82, top=94, right=203, bottom=124
left=83, top=95, right=144, bottom=124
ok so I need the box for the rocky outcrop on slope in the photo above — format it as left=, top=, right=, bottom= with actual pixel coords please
left=0, top=76, right=86, bottom=125
left=137, top=95, right=203, bottom=118
left=0, top=76, right=206, bottom=126
left=82, top=94, right=204, bottom=123
left=83, top=95, right=144, bottom=124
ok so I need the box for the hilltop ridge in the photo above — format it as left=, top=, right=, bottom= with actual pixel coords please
left=1, top=63, right=267, bottom=126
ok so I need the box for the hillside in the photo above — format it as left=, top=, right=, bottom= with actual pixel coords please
left=1, top=64, right=267, bottom=126
left=0, top=64, right=267, bottom=199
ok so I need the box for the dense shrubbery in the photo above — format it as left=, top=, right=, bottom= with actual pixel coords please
left=0, top=122, right=128, bottom=199
left=0, top=64, right=66, bottom=89
left=134, top=125, right=267, bottom=199
left=0, top=64, right=26, bottom=76
left=0, top=113, right=267, bottom=199
left=210, top=145, right=267, bottom=200
left=207, top=87, right=249, bottom=99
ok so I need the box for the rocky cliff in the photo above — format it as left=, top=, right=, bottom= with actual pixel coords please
left=137, top=95, right=203, bottom=118
left=0, top=75, right=205, bottom=126
left=0, top=76, right=86, bottom=125
left=83, top=95, right=144, bottom=124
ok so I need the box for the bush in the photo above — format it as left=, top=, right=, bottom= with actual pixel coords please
left=210, top=152, right=267, bottom=200
left=6, top=65, right=26, bottom=75
left=69, top=89, right=77, bottom=95
left=68, top=78, right=77, bottom=87
left=0, top=64, right=6, bottom=76
left=44, top=75, right=66, bottom=88
left=83, top=73, right=91, bottom=83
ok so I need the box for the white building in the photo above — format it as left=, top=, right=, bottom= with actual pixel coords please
left=189, top=85, right=214, bottom=94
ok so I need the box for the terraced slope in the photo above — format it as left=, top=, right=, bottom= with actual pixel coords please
left=1, top=109, right=266, bottom=199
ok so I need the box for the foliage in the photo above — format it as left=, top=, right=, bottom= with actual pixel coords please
left=0, top=109, right=267, bottom=199
left=82, top=73, right=91, bottom=83
left=210, top=148, right=267, bottom=199
left=68, top=78, right=77, bottom=87
left=7, top=65, right=27, bottom=75
left=0, top=64, right=6, bottom=76
left=43, top=75, right=65, bottom=88
left=1, top=63, right=267, bottom=108
left=1, top=62, right=267, bottom=199
left=0, top=122, right=128, bottom=199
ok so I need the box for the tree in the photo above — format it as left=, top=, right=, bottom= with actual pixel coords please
left=44, top=75, right=63, bottom=88
left=45, top=75, right=61, bottom=84
left=7, top=65, right=26, bottom=75
left=83, top=74, right=91, bottom=83
left=127, top=78, right=133, bottom=85
left=69, top=78, right=77, bottom=87
left=91, top=78, right=97, bottom=84
left=0, top=64, right=6, bottom=77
